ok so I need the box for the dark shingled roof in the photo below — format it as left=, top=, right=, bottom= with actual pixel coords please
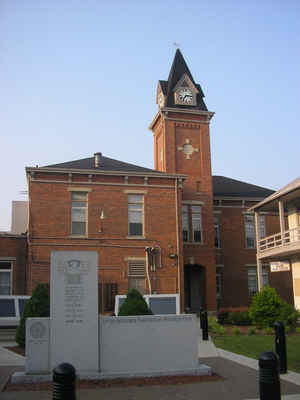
left=163, top=49, right=208, bottom=111
left=213, top=176, right=274, bottom=198
left=43, top=154, right=160, bottom=173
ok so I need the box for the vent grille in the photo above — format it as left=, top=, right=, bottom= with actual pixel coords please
left=128, top=261, right=145, bottom=277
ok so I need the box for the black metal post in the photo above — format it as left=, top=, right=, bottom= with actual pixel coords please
left=274, top=321, right=287, bottom=374
left=53, top=363, right=76, bottom=400
left=259, top=351, right=281, bottom=400
left=201, top=310, right=208, bottom=341
left=199, top=307, right=203, bottom=329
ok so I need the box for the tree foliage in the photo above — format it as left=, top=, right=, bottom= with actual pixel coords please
left=16, top=283, right=50, bottom=348
left=249, top=286, right=299, bottom=328
left=118, top=289, right=153, bottom=316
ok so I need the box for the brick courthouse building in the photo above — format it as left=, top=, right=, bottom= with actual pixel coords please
left=1, top=50, right=294, bottom=312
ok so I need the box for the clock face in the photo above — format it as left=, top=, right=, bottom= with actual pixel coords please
left=178, top=88, right=193, bottom=104
left=158, top=93, right=165, bottom=108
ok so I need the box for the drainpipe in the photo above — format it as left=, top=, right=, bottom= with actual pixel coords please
left=145, top=247, right=152, bottom=294
left=175, top=178, right=181, bottom=301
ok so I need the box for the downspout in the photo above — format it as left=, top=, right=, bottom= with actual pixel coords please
left=175, top=178, right=181, bottom=299
left=145, top=247, right=152, bottom=294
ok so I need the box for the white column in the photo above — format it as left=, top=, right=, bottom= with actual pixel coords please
left=255, top=212, right=263, bottom=291
left=279, top=200, right=285, bottom=236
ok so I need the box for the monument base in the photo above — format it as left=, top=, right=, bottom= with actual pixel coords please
left=11, top=361, right=212, bottom=384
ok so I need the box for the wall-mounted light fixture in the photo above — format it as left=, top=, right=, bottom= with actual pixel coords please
left=99, top=210, right=105, bottom=232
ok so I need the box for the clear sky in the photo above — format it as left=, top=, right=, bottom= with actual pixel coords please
left=1, top=0, right=300, bottom=231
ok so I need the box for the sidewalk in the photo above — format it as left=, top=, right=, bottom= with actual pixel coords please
left=1, top=335, right=300, bottom=400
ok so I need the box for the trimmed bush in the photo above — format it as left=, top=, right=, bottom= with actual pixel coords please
left=295, top=327, right=300, bottom=334
left=227, top=311, right=252, bottom=326
left=249, top=286, right=299, bottom=328
left=118, top=289, right=153, bottom=316
left=232, top=327, right=241, bottom=335
left=217, top=311, right=229, bottom=325
left=16, top=283, right=50, bottom=348
left=263, top=326, right=274, bottom=335
left=208, top=316, right=225, bottom=334
left=247, top=327, right=257, bottom=335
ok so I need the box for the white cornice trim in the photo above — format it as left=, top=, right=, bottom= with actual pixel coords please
left=26, top=167, right=187, bottom=180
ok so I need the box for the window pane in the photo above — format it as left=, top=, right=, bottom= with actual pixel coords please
left=191, top=206, right=201, bottom=213
left=129, top=210, right=142, bottom=223
left=128, top=195, right=143, bottom=236
left=248, top=267, right=257, bottom=296
left=182, top=206, right=189, bottom=242
left=72, top=222, right=86, bottom=235
left=129, top=223, right=143, bottom=236
left=71, top=192, right=87, bottom=201
left=71, top=207, right=86, bottom=222
left=0, top=262, right=11, bottom=270
left=259, top=215, right=266, bottom=238
left=245, top=215, right=255, bottom=248
left=129, top=277, right=145, bottom=294
left=0, top=272, right=11, bottom=295
left=192, top=213, right=202, bottom=243
left=128, top=194, right=143, bottom=203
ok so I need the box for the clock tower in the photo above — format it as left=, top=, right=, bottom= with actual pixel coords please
left=150, top=49, right=217, bottom=311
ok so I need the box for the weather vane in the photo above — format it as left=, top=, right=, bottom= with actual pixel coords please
left=173, top=42, right=180, bottom=49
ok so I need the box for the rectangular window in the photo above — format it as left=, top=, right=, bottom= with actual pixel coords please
left=128, top=260, right=145, bottom=294
left=192, top=206, right=202, bottom=242
left=128, top=195, right=143, bottom=236
left=245, top=214, right=266, bottom=248
left=259, top=215, right=266, bottom=239
left=182, top=205, right=203, bottom=243
left=248, top=266, right=269, bottom=296
left=182, top=205, right=189, bottom=242
left=0, top=262, right=12, bottom=295
left=214, top=215, right=220, bottom=248
left=245, top=214, right=255, bottom=248
left=71, top=192, right=87, bottom=235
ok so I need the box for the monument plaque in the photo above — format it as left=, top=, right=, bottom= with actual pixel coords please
left=50, top=251, right=98, bottom=372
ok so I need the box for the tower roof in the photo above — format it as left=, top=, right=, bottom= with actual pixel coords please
left=160, top=49, right=207, bottom=111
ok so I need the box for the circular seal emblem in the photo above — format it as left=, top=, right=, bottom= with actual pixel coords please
left=30, top=321, right=46, bottom=339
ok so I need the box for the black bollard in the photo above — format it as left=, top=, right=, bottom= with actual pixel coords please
left=274, top=321, right=287, bottom=374
left=199, top=307, right=203, bottom=329
left=53, top=363, right=76, bottom=400
left=259, top=351, right=281, bottom=400
left=201, top=310, right=208, bottom=341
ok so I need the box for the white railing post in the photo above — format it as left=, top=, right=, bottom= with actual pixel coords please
left=279, top=200, right=285, bottom=240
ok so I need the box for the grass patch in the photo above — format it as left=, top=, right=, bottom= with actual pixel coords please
left=212, top=334, right=300, bottom=373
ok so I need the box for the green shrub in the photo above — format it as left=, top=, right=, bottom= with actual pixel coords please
left=249, top=286, right=299, bottom=328
left=263, top=326, right=274, bottom=335
left=16, top=283, right=50, bottom=348
left=227, top=311, right=252, bottom=326
left=247, top=326, right=257, bottom=335
left=232, top=327, right=241, bottom=335
left=217, top=311, right=229, bottom=325
left=295, top=327, right=300, bottom=334
left=208, top=317, right=225, bottom=335
left=285, top=325, right=294, bottom=334
left=118, top=289, right=153, bottom=316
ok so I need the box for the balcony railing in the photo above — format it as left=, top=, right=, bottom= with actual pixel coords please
left=258, top=226, right=300, bottom=254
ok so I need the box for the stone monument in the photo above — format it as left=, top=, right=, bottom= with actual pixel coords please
left=50, top=251, right=98, bottom=373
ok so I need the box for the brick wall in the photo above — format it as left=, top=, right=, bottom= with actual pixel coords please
left=0, top=235, right=27, bottom=294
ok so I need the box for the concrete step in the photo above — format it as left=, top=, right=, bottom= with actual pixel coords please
left=0, top=328, right=17, bottom=342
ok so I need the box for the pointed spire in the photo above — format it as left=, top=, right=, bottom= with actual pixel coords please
left=163, top=49, right=207, bottom=111
left=167, top=49, right=196, bottom=93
